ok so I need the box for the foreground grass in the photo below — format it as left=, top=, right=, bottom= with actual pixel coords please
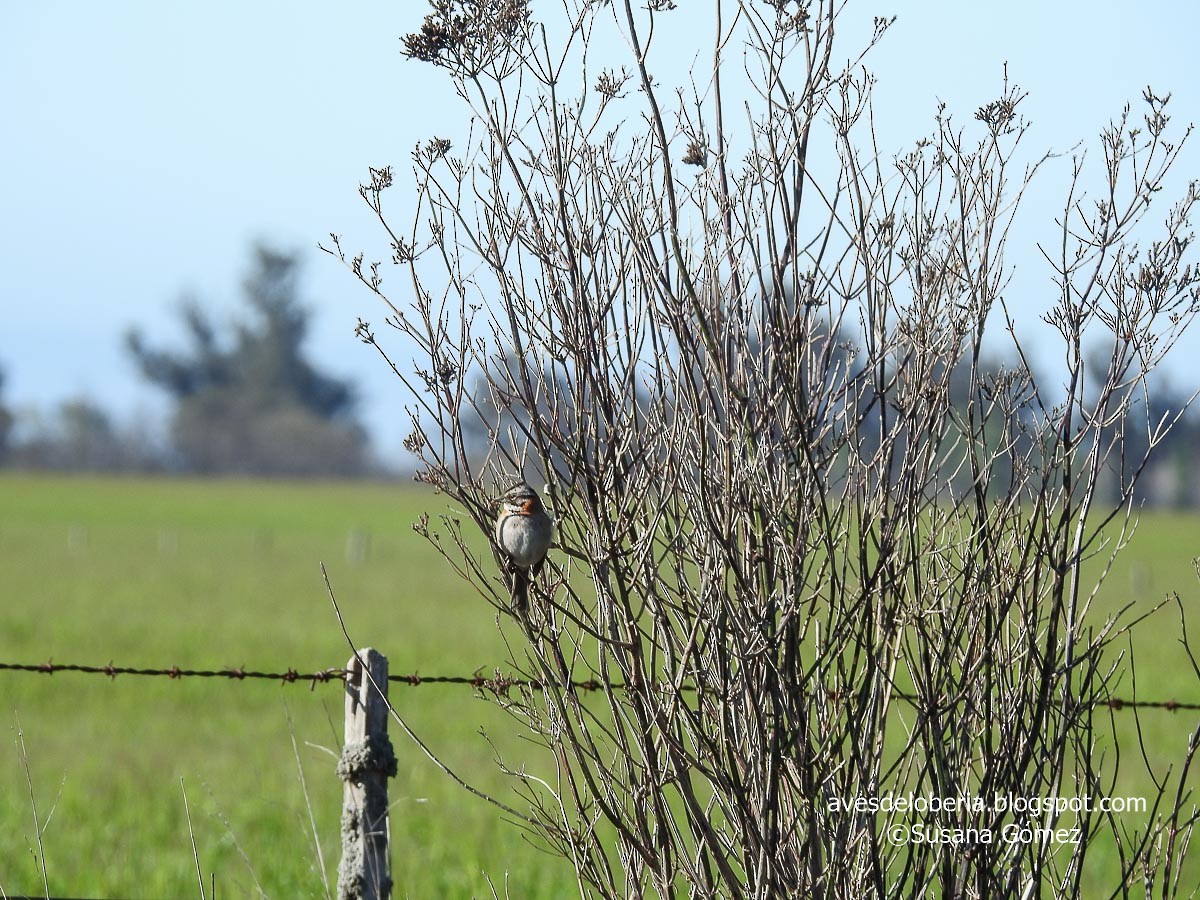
left=0, top=473, right=572, bottom=897
left=0, top=473, right=1197, bottom=896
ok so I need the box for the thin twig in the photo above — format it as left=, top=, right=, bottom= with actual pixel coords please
left=321, top=562, right=539, bottom=825
left=15, top=713, right=49, bottom=899
left=203, top=780, right=267, bottom=898
left=180, top=778, right=206, bottom=900
left=285, top=700, right=331, bottom=899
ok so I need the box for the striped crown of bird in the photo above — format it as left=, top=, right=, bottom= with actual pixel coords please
left=494, top=481, right=554, bottom=612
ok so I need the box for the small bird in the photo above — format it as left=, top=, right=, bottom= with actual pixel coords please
left=494, top=482, right=554, bottom=612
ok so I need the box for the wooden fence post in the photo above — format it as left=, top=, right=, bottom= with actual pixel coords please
left=337, top=648, right=397, bottom=900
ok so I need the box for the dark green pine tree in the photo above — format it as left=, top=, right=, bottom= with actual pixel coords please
left=127, top=245, right=369, bottom=476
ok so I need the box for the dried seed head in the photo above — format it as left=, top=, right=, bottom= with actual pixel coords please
left=402, top=0, right=531, bottom=73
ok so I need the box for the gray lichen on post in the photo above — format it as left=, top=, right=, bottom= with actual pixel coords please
left=337, top=648, right=397, bottom=900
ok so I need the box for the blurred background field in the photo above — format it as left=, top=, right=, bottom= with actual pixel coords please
left=0, top=472, right=1198, bottom=897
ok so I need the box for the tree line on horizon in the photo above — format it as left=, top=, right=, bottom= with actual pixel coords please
left=2, top=242, right=1200, bottom=500
left=0, top=244, right=382, bottom=479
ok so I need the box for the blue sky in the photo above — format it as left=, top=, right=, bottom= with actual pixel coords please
left=2, top=1, right=1197, bottom=462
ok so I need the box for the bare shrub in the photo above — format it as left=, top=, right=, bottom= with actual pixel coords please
left=332, top=1, right=1200, bottom=896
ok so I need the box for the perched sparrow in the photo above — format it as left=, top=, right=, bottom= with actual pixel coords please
left=494, top=482, right=554, bottom=612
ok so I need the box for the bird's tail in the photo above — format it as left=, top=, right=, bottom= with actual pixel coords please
left=512, top=568, right=529, bottom=614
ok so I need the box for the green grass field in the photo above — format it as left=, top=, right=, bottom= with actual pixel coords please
left=1, top=473, right=1198, bottom=897
left=0, top=474, right=574, bottom=898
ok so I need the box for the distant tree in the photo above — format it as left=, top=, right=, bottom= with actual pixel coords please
left=5, top=397, right=163, bottom=472
left=0, top=366, right=13, bottom=463
left=128, top=245, right=368, bottom=477
left=1083, top=342, right=1200, bottom=507
left=56, top=399, right=120, bottom=470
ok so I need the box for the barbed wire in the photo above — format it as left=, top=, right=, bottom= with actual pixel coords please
left=0, top=659, right=346, bottom=687
left=1, top=659, right=1199, bottom=712
left=0, top=659, right=591, bottom=693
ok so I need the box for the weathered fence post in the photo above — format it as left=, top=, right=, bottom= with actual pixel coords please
left=337, top=648, right=397, bottom=900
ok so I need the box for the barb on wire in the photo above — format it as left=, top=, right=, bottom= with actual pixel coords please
left=0, top=659, right=1197, bottom=712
